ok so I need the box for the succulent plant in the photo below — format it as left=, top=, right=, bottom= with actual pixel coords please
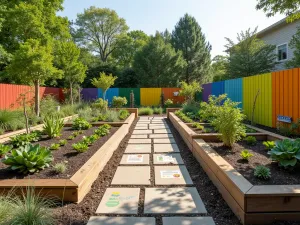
left=254, top=165, right=271, bottom=180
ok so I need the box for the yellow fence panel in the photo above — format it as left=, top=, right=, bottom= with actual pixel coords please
left=243, top=73, right=272, bottom=127
left=140, top=88, right=162, bottom=106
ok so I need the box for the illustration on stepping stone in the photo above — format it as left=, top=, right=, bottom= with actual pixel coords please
left=127, top=154, right=144, bottom=163
left=160, top=170, right=182, bottom=178
left=105, top=192, right=120, bottom=207
left=157, top=155, right=174, bottom=163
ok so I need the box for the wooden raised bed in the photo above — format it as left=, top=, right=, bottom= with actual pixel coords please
left=169, top=111, right=300, bottom=225
left=0, top=112, right=135, bottom=203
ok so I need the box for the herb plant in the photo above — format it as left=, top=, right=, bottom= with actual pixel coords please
left=72, top=142, right=89, bottom=153
left=263, top=141, right=276, bottom=150
left=10, top=131, right=41, bottom=147
left=50, top=143, right=60, bottom=150
left=244, top=136, right=257, bottom=146
left=240, top=150, right=253, bottom=161
left=174, top=110, right=193, bottom=123
left=72, top=118, right=92, bottom=130
left=43, top=116, right=64, bottom=138
left=254, top=165, right=271, bottom=180
left=191, top=122, right=204, bottom=130
left=54, top=162, right=67, bottom=174
left=59, top=139, right=67, bottom=146
left=67, top=135, right=75, bottom=140
left=112, top=96, right=128, bottom=108
left=119, top=109, right=130, bottom=120
left=0, top=144, right=12, bottom=157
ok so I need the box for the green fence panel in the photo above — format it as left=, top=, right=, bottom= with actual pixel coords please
left=119, top=88, right=140, bottom=107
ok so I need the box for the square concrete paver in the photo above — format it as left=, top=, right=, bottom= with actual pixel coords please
left=154, top=138, right=176, bottom=144
left=87, top=217, right=156, bottom=225
left=131, top=135, right=148, bottom=139
left=133, top=130, right=152, bottom=135
left=154, top=144, right=179, bottom=153
left=111, top=166, right=151, bottom=185
left=125, top=144, right=151, bottom=153
left=149, top=134, right=174, bottom=139
left=153, top=153, right=184, bottom=165
left=149, top=126, right=169, bottom=129
left=153, top=129, right=171, bottom=134
left=129, top=139, right=151, bottom=144
left=120, top=154, right=150, bottom=165
left=154, top=165, right=193, bottom=185
left=137, top=121, right=151, bottom=124
left=135, top=127, right=149, bottom=130
left=162, top=217, right=215, bottom=225
left=144, top=187, right=207, bottom=214
left=96, top=188, right=140, bottom=214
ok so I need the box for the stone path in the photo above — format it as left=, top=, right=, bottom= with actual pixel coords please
left=87, top=116, right=215, bottom=225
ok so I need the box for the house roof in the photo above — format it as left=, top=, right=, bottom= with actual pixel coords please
left=257, top=17, right=289, bottom=38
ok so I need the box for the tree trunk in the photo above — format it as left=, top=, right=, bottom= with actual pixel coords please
left=23, top=98, right=30, bottom=134
left=34, top=80, right=40, bottom=117
left=70, top=82, right=74, bottom=105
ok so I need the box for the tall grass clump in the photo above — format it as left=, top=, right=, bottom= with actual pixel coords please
left=0, top=110, right=25, bottom=131
left=106, top=110, right=120, bottom=122
left=138, top=107, right=154, bottom=116
left=0, top=194, right=14, bottom=224
left=153, top=107, right=163, bottom=115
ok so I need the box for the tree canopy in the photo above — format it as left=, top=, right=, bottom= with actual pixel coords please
left=286, top=28, right=300, bottom=68
left=91, top=72, right=117, bottom=99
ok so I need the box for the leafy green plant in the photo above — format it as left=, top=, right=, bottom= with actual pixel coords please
left=78, top=130, right=84, bottom=134
left=49, top=143, right=60, bottom=150
left=199, top=94, right=228, bottom=122
left=72, top=117, right=92, bottom=130
left=10, top=131, right=41, bottom=147
left=59, top=139, right=67, bottom=146
left=263, top=141, right=276, bottom=150
left=72, top=131, right=80, bottom=137
left=240, top=150, right=253, bottom=161
left=2, top=144, right=53, bottom=174
left=112, top=96, right=128, bottom=108
left=54, top=162, right=67, bottom=174
left=164, top=99, right=173, bottom=107
left=105, top=110, right=120, bottom=122
left=153, top=107, right=163, bottom=115
left=67, top=135, right=75, bottom=140
left=94, top=124, right=111, bottom=136
left=91, top=98, right=108, bottom=111
left=82, top=134, right=99, bottom=145
left=179, top=81, right=202, bottom=103
left=119, top=109, right=130, bottom=120
left=139, top=107, right=154, bottom=116
left=268, top=139, right=300, bottom=168
left=254, top=165, right=271, bottom=180
left=174, top=110, right=193, bottom=123
left=244, top=136, right=257, bottom=146
left=0, top=144, right=12, bottom=157
left=72, top=142, right=89, bottom=153
left=192, top=122, right=204, bottom=130
left=42, top=116, right=64, bottom=138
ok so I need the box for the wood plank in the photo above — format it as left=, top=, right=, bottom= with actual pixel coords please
left=245, top=124, right=290, bottom=141
left=0, top=179, right=77, bottom=188
left=245, top=212, right=300, bottom=225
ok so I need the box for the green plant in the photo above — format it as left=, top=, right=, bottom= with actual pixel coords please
left=49, top=143, right=60, bottom=150
left=72, top=131, right=80, bottom=137
left=164, top=99, right=173, bottom=107
left=0, top=144, right=12, bottom=157
left=112, top=96, right=128, bottom=108
left=254, top=165, right=271, bottom=180
left=191, top=122, right=204, bottom=130
left=98, top=113, right=108, bottom=121
left=0, top=128, right=4, bottom=135
left=182, top=102, right=200, bottom=120
left=60, top=104, right=76, bottom=116
left=105, top=110, right=120, bottom=122
left=0, top=194, right=14, bottom=224
left=43, top=116, right=64, bottom=138
left=40, top=95, right=59, bottom=118
left=67, top=135, right=75, bottom=140
left=59, top=139, right=67, bottom=146
left=153, top=107, right=163, bottom=115
left=240, top=150, right=253, bottom=161
left=119, top=109, right=130, bottom=120
left=94, top=124, right=111, bottom=136
left=268, top=139, right=300, bottom=168
left=2, top=144, right=53, bottom=174
left=0, top=110, right=22, bottom=131
left=78, top=130, right=84, bottom=134
left=263, top=141, right=276, bottom=150
left=91, top=98, right=108, bottom=111
left=138, top=107, right=154, bottom=116
left=53, top=162, right=67, bottom=174
left=82, top=134, right=99, bottom=145
left=91, top=72, right=117, bottom=103
left=10, top=131, right=41, bottom=147
left=174, top=110, right=193, bottom=123
left=199, top=94, right=228, bottom=122
left=72, top=142, right=89, bottom=153
left=72, top=117, right=92, bottom=130
left=179, top=81, right=202, bottom=103
left=244, top=136, right=257, bottom=146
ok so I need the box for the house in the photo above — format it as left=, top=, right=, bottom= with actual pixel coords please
left=257, top=17, right=300, bottom=71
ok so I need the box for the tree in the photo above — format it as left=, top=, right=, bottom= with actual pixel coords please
left=171, top=14, right=212, bottom=83
left=225, top=28, right=277, bottom=78
left=91, top=72, right=117, bottom=100
left=6, top=39, right=62, bottom=117
left=256, top=0, right=300, bottom=22
left=211, top=55, right=229, bottom=82
left=179, top=81, right=202, bottom=103
left=286, top=27, right=300, bottom=68
left=75, top=7, right=129, bottom=62
left=55, top=41, right=87, bottom=105
left=133, top=33, right=186, bottom=87
left=115, top=68, right=139, bottom=88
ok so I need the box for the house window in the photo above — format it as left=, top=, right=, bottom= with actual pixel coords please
left=277, top=44, right=288, bottom=61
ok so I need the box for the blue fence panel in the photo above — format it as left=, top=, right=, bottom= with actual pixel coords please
left=98, top=88, right=119, bottom=105
left=212, top=81, right=225, bottom=97
left=224, top=78, right=243, bottom=108
left=202, top=83, right=212, bottom=102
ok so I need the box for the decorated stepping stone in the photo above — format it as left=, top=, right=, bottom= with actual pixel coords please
left=153, top=153, right=184, bottom=165
left=133, top=130, right=152, bottom=135
left=87, top=217, right=156, bottom=225
left=162, top=217, right=215, bottom=225
left=149, top=134, right=174, bottom=139
left=120, top=154, right=150, bottom=165
left=125, top=144, right=151, bottom=153
left=154, top=138, right=176, bottom=144
left=154, top=165, right=193, bottom=185
left=153, top=129, right=171, bottom=134
left=131, top=134, right=148, bottom=139
left=144, top=187, right=207, bottom=214
left=111, top=166, right=151, bottom=185
left=128, top=139, right=151, bottom=144
left=95, top=188, right=140, bottom=214
left=154, top=144, right=179, bottom=153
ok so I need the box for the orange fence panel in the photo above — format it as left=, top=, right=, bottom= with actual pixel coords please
left=161, top=88, right=185, bottom=104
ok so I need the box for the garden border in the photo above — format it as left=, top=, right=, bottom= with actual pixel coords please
left=168, top=111, right=300, bottom=225
left=0, top=112, right=136, bottom=203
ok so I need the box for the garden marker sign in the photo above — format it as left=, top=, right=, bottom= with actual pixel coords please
left=277, top=115, right=292, bottom=123
left=160, top=170, right=182, bottom=178
left=127, top=155, right=144, bottom=163
left=157, top=155, right=175, bottom=163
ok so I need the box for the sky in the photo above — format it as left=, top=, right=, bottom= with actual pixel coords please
left=58, top=0, right=285, bottom=58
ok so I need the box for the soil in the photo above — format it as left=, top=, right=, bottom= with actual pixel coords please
left=209, top=141, right=300, bottom=185
left=188, top=124, right=216, bottom=134
left=0, top=126, right=118, bottom=179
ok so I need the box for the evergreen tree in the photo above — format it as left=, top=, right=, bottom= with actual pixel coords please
left=171, top=14, right=212, bottom=84
left=286, top=27, right=300, bottom=68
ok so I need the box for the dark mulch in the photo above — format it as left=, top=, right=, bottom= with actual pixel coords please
left=209, top=141, right=300, bottom=185
left=188, top=124, right=216, bottom=134
left=0, top=126, right=118, bottom=179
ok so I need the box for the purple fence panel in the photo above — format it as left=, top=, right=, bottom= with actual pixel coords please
left=202, top=83, right=212, bottom=102
left=81, top=88, right=98, bottom=101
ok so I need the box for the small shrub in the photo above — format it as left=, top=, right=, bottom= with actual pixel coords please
left=72, top=118, right=92, bottom=130
left=153, top=107, right=163, bottom=115
left=72, top=131, right=80, bottom=137
left=43, top=116, right=64, bottom=138
left=60, top=104, right=76, bottom=116
left=112, top=96, right=128, bottom=108
left=10, top=131, right=41, bottom=147
left=72, top=142, right=89, bottom=153
left=54, top=162, right=67, bottom=174
left=119, top=109, right=129, bottom=120
left=67, top=135, right=75, bottom=140
left=94, top=124, right=111, bottom=136
left=244, top=136, right=257, bottom=146
left=0, top=144, right=12, bottom=157
left=192, top=122, right=204, bottom=130
left=164, top=99, right=173, bottom=107
left=49, top=143, right=60, bottom=150
left=199, top=94, right=228, bottom=122
left=2, top=144, right=53, bottom=174
left=59, top=139, right=67, bottom=146
left=82, top=134, right=99, bottom=145
left=174, top=110, right=193, bottom=123
left=98, top=113, right=108, bottom=121
left=179, top=81, right=202, bottom=103
left=139, top=107, right=154, bottom=116
left=182, top=102, right=200, bottom=120
left=263, top=141, right=276, bottom=150
left=40, top=95, right=59, bottom=117
left=105, top=110, right=120, bottom=122
left=240, top=150, right=253, bottom=161
left=77, top=107, right=93, bottom=122
left=91, top=98, right=108, bottom=111
left=254, top=165, right=271, bottom=180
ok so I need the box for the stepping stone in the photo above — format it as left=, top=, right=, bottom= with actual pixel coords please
left=136, top=124, right=148, bottom=127
left=131, top=134, right=148, bottom=139
left=153, top=153, right=184, bottom=165
left=133, top=130, right=152, bottom=135
left=137, top=122, right=151, bottom=124
left=144, top=187, right=207, bottom=214
left=149, top=127, right=169, bottom=130
left=151, top=121, right=166, bottom=124
left=154, top=129, right=171, bottom=134
left=95, top=188, right=140, bottom=214
left=125, top=144, right=151, bottom=153
left=135, top=127, right=149, bottom=130
left=149, top=134, right=174, bottom=139
left=87, top=217, right=156, bottom=225
left=154, top=144, right=179, bottom=153
left=120, top=154, right=150, bottom=165
left=162, top=217, right=215, bottom=225
left=129, top=139, right=151, bottom=144
left=111, top=166, right=151, bottom=185
left=154, top=138, right=176, bottom=144
left=149, top=125, right=169, bottom=128
left=154, top=165, right=193, bottom=185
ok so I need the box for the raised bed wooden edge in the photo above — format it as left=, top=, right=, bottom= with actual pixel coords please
left=168, top=111, right=300, bottom=225
left=0, top=112, right=136, bottom=203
